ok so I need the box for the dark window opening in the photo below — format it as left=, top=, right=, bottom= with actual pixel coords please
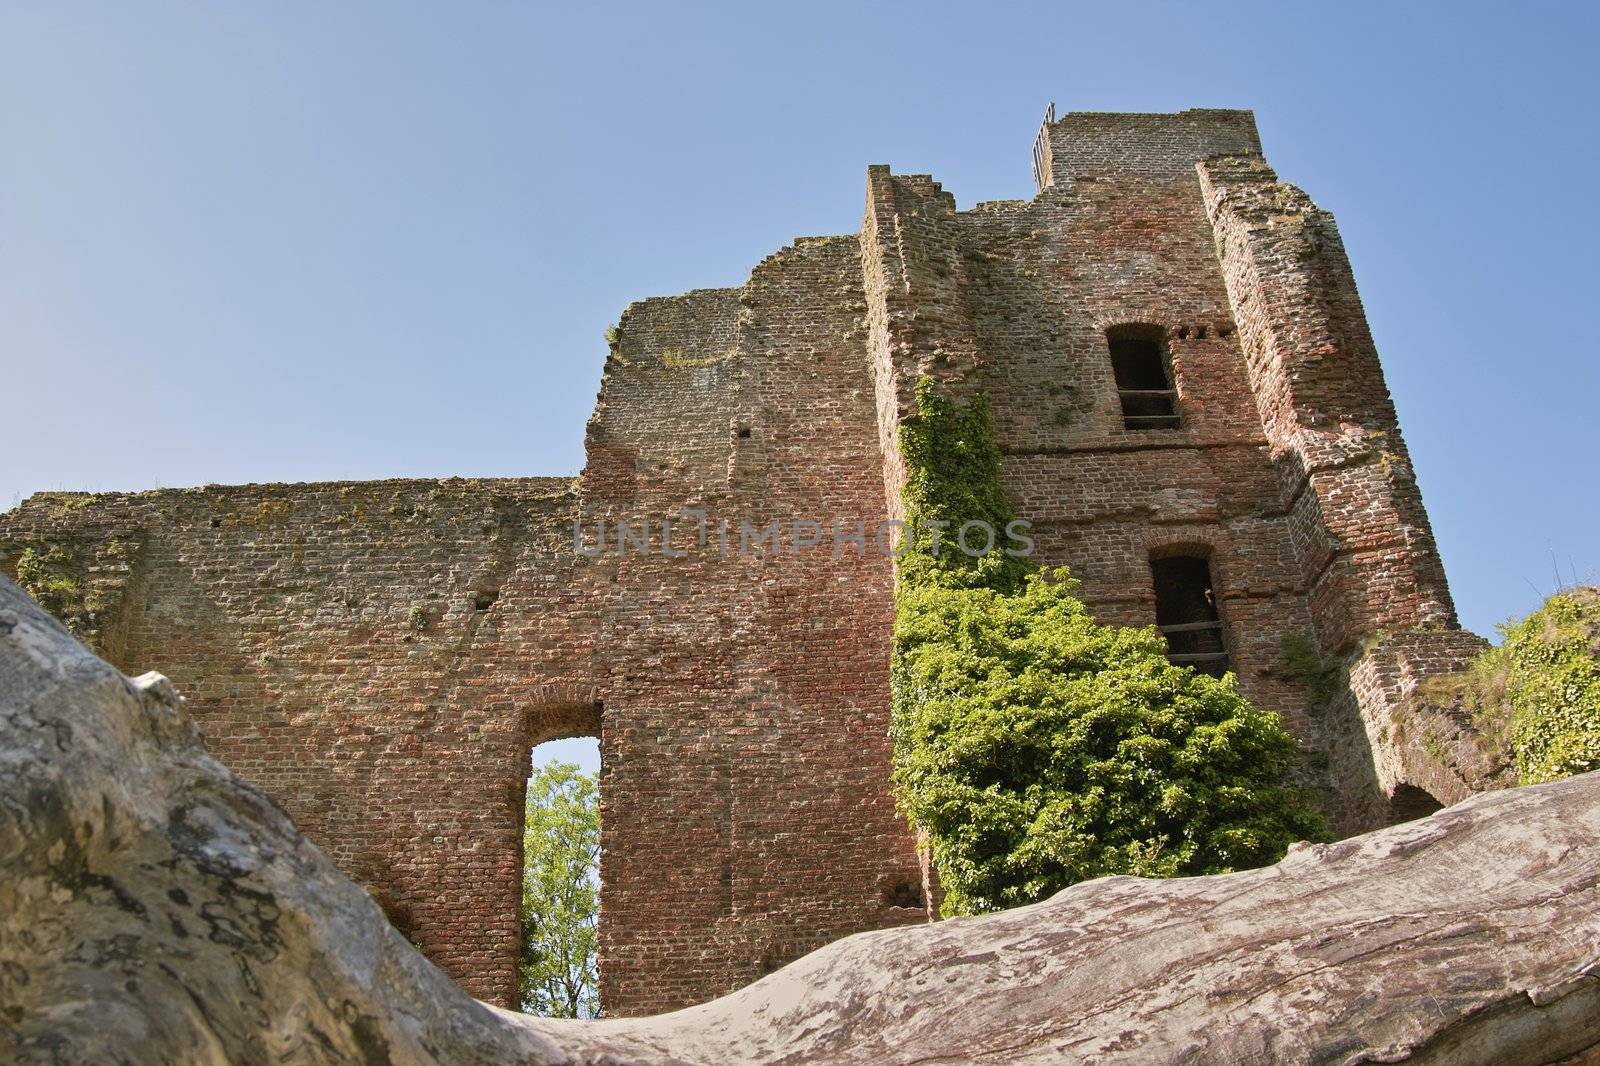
left=1388, top=784, right=1444, bottom=825
left=373, top=891, right=419, bottom=944
left=1152, top=555, right=1229, bottom=676
left=878, top=874, right=927, bottom=911
left=1108, top=325, right=1180, bottom=430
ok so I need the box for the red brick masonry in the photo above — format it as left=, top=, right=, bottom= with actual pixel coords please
left=0, top=109, right=1493, bottom=1016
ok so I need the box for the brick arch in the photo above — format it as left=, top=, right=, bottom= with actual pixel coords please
left=1100, top=319, right=1169, bottom=341
left=1087, top=310, right=1181, bottom=334
left=1145, top=533, right=1221, bottom=556
left=526, top=703, right=602, bottom=746
left=1387, top=782, right=1445, bottom=825
left=1143, top=528, right=1230, bottom=589
left=525, top=681, right=602, bottom=707
left=522, top=683, right=603, bottom=746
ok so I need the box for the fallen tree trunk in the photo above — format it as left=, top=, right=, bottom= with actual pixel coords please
left=2, top=577, right=1597, bottom=1065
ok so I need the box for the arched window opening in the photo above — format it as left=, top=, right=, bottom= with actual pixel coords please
left=1151, top=554, right=1229, bottom=676
left=521, top=716, right=601, bottom=1018
left=1388, top=784, right=1444, bottom=825
left=1107, top=325, right=1180, bottom=430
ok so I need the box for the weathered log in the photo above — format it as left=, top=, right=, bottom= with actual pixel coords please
left=2, top=576, right=1597, bottom=1065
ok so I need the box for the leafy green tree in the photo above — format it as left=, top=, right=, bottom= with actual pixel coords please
left=891, top=379, right=1326, bottom=916
left=520, top=760, right=600, bottom=1017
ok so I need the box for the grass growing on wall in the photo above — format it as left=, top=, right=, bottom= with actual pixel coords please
left=14, top=545, right=91, bottom=636
left=890, top=379, right=1326, bottom=917
left=1432, top=587, right=1600, bottom=785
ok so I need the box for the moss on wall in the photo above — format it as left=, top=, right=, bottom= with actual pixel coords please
left=13, top=545, right=95, bottom=637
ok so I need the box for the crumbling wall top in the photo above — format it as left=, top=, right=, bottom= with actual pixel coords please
left=1035, top=107, right=1262, bottom=190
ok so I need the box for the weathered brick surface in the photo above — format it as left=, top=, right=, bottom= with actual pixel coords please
left=580, top=235, right=926, bottom=1012
left=0, top=478, right=594, bottom=1005
left=1, top=108, right=1484, bottom=1014
left=860, top=111, right=1329, bottom=780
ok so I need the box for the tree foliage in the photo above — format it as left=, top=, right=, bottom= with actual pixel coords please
left=895, top=385, right=1031, bottom=595
left=520, top=760, right=600, bottom=1018
left=891, top=379, right=1326, bottom=917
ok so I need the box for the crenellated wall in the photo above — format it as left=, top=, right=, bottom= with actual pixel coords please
left=1, top=107, right=1490, bottom=1016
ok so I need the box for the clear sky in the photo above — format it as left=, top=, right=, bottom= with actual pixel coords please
left=3, top=1, right=1596, bottom=691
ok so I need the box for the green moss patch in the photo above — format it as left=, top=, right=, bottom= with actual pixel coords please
left=15, top=545, right=93, bottom=635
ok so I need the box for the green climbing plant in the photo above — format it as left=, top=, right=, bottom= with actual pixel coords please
left=890, top=379, right=1326, bottom=917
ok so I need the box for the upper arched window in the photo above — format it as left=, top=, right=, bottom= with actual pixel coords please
left=1106, top=325, right=1180, bottom=430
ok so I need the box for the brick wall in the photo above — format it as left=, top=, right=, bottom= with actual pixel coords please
left=580, top=234, right=926, bottom=1012
left=1, top=107, right=1487, bottom=1014
left=0, top=478, right=591, bottom=1004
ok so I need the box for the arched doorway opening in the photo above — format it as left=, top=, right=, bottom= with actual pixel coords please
left=1388, top=783, right=1444, bottom=825
left=520, top=703, right=602, bottom=1018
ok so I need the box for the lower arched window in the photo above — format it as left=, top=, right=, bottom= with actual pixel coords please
left=1151, top=554, right=1229, bottom=676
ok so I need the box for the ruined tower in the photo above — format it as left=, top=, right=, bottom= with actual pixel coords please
left=0, top=108, right=1491, bottom=1017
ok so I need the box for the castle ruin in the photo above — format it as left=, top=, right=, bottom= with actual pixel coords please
left=0, top=108, right=1498, bottom=1017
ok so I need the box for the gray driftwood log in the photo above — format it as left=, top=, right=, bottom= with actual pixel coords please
left=2, top=575, right=1598, bottom=1065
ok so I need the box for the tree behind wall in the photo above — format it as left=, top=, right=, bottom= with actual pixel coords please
left=520, top=760, right=600, bottom=1017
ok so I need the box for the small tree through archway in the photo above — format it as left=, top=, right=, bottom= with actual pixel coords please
left=520, top=734, right=601, bottom=1018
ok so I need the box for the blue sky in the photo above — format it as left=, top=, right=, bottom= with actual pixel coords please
left=3, top=0, right=1596, bottom=741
